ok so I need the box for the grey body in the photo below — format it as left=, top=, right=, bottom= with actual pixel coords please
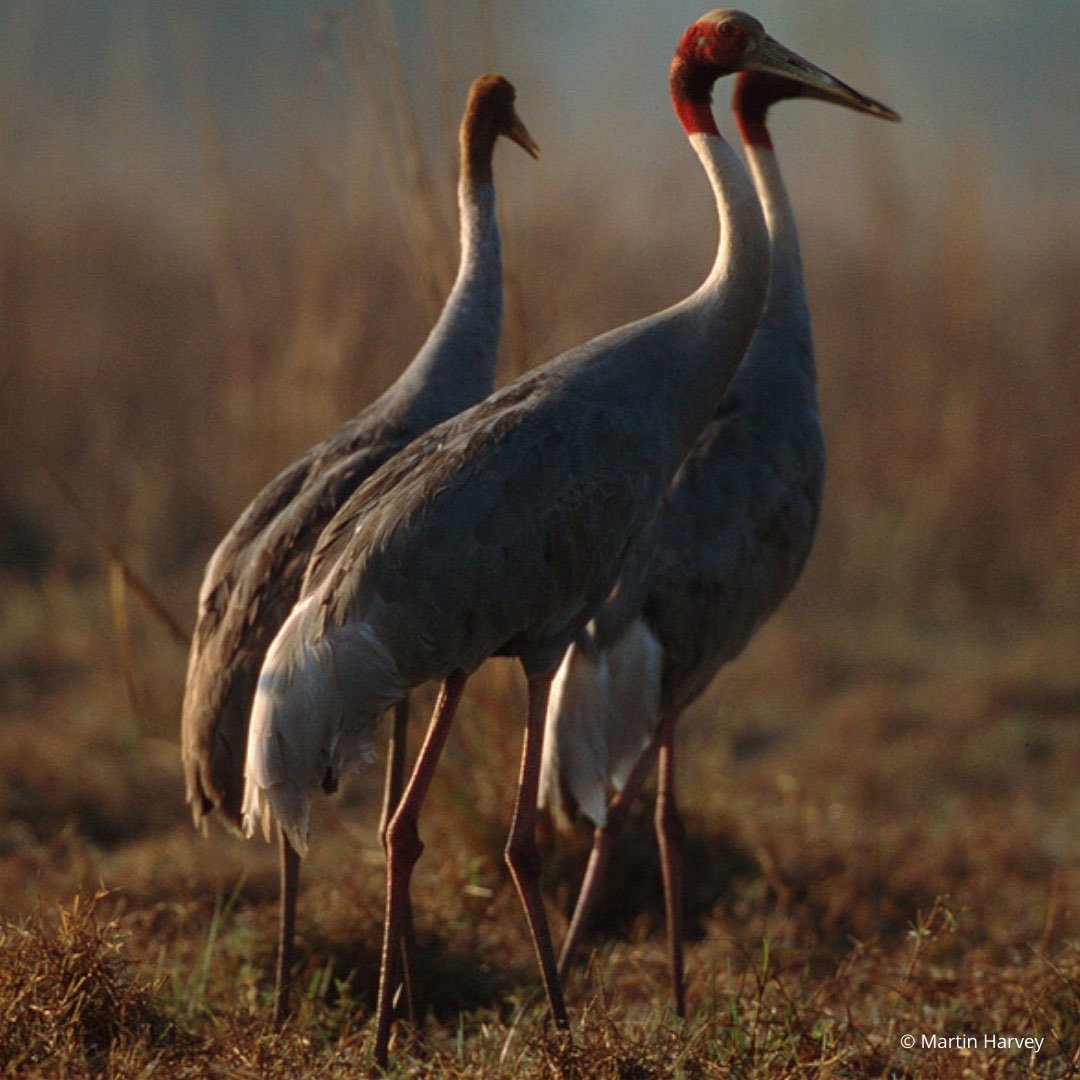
left=182, top=173, right=505, bottom=831
left=609, top=220, right=822, bottom=712
left=540, top=103, right=825, bottom=828
left=243, top=132, right=771, bottom=854
left=240, top=18, right=899, bottom=1053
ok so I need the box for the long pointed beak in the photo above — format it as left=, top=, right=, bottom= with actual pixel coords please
left=751, top=36, right=901, bottom=122
left=505, top=113, right=541, bottom=158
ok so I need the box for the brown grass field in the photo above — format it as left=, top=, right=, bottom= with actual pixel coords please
left=1, top=4, right=1078, bottom=1076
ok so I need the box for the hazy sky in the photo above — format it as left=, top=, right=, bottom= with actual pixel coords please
left=2, top=1, right=1077, bottom=239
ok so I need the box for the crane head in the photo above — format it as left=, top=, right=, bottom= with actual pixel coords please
left=466, top=74, right=540, bottom=161
left=733, top=71, right=900, bottom=136
left=672, top=10, right=897, bottom=136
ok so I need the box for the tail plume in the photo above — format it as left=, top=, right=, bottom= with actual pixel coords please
left=241, top=596, right=406, bottom=856
left=540, top=619, right=663, bottom=831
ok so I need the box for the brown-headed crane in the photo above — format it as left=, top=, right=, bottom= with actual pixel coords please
left=242, top=11, right=891, bottom=1066
left=180, top=74, right=538, bottom=1024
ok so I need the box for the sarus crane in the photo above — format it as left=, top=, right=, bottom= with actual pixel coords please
left=180, top=74, right=537, bottom=1023
left=539, top=69, right=898, bottom=1016
left=242, top=10, right=884, bottom=1066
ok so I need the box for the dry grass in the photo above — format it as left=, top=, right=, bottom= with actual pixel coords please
left=0, top=892, right=190, bottom=1074
left=1, top=4, right=1078, bottom=1077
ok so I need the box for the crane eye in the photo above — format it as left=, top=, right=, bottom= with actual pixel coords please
left=718, top=22, right=747, bottom=46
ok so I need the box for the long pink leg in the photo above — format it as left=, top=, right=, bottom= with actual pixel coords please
left=378, top=698, right=411, bottom=841
left=654, top=719, right=686, bottom=1017
left=273, top=825, right=301, bottom=1026
left=373, top=672, right=467, bottom=1070
left=557, top=709, right=681, bottom=985
left=505, top=673, right=570, bottom=1033
left=378, top=696, right=416, bottom=1024
left=556, top=736, right=664, bottom=981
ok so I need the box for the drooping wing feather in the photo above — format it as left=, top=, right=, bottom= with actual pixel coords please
left=245, top=325, right=716, bottom=848
left=311, top=365, right=665, bottom=684
left=181, top=408, right=416, bottom=831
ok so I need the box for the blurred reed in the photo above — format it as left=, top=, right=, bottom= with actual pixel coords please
left=0, top=0, right=1076, bottom=820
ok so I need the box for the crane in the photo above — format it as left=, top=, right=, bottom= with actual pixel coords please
left=242, top=10, right=875, bottom=1066
left=179, top=74, right=538, bottom=1024
left=539, top=71, right=899, bottom=1015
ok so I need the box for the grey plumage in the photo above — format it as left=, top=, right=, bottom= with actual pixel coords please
left=182, top=412, right=432, bottom=830
left=242, top=15, right=894, bottom=1063
left=538, top=68, right=900, bottom=1014
left=180, top=75, right=537, bottom=833
left=243, top=130, right=771, bottom=852
left=539, top=147, right=825, bottom=827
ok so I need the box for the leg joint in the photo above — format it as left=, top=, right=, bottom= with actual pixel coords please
left=387, top=814, right=424, bottom=867
left=654, top=795, right=685, bottom=846
left=505, top=832, right=542, bottom=883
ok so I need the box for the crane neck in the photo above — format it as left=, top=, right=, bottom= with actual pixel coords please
left=450, top=176, right=503, bottom=337
left=583, top=127, right=768, bottom=479
left=741, top=138, right=808, bottom=329
left=735, top=131, right=816, bottom=401
left=689, top=131, right=768, bottom=299
left=381, top=177, right=502, bottom=427
left=672, top=130, right=769, bottom=438
left=667, top=50, right=769, bottom=339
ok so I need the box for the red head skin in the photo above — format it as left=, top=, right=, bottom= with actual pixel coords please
left=669, top=17, right=754, bottom=136
left=732, top=73, right=797, bottom=150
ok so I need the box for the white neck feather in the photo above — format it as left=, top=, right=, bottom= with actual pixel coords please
left=576, top=130, right=770, bottom=474
left=381, top=180, right=502, bottom=425
left=689, top=132, right=770, bottom=305
left=661, top=133, right=769, bottom=441
left=741, top=139, right=809, bottom=331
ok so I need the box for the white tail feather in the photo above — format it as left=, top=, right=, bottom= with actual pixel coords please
left=242, top=595, right=407, bottom=856
left=540, top=619, right=663, bottom=830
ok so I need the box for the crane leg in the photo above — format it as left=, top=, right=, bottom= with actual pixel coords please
left=373, top=671, right=467, bottom=1070
left=378, top=696, right=417, bottom=1025
left=504, top=673, right=570, bottom=1035
left=556, top=735, right=664, bottom=982
left=273, top=825, right=301, bottom=1026
left=654, top=719, right=686, bottom=1017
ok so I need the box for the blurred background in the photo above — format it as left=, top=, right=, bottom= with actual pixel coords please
left=0, top=0, right=1077, bottom=1054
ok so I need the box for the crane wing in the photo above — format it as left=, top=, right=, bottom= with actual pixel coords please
left=181, top=407, right=414, bottom=830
